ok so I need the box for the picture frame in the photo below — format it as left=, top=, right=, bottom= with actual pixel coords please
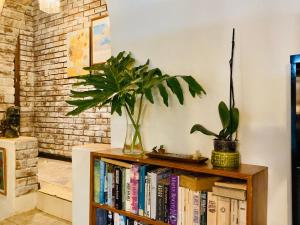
left=0, top=147, right=6, bottom=195
left=66, top=28, right=90, bottom=77
left=91, top=15, right=112, bottom=65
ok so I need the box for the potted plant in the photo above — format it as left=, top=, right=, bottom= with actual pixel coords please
left=190, top=28, right=240, bottom=168
left=66, top=51, right=206, bottom=155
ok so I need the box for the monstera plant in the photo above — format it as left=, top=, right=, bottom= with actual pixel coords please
left=67, top=51, right=206, bottom=154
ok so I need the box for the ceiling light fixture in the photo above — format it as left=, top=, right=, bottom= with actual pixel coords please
left=38, top=0, right=60, bottom=14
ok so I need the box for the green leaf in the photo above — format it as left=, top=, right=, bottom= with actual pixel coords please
left=190, top=124, right=219, bottom=137
left=145, top=88, right=154, bottom=104
left=181, top=76, right=206, bottom=96
left=166, top=77, right=184, bottom=105
left=158, top=84, right=169, bottom=106
left=230, top=107, right=239, bottom=134
left=218, top=101, right=230, bottom=129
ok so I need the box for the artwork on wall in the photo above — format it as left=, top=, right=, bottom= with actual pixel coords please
left=0, top=147, right=6, bottom=195
left=91, top=16, right=112, bottom=65
left=66, top=28, right=90, bottom=77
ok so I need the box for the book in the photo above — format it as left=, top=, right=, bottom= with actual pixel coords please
left=157, top=181, right=164, bottom=221
left=214, top=181, right=247, bottom=190
left=107, top=164, right=114, bottom=206
left=130, top=165, right=139, bottom=214
left=138, top=165, right=146, bottom=216
left=107, top=211, right=114, bottom=225
left=122, top=168, right=126, bottom=210
left=126, top=218, right=134, bottom=225
left=94, top=159, right=101, bottom=203
left=119, top=215, right=127, bottom=225
left=213, top=186, right=246, bottom=200
left=100, top=161, right=106, bottom=204
left=238, top=200, right=247, bottom=225
left=207, top=192, right=217, bottom=225
left=163, top=181, right=169, bottom=223
left=169, top=174, right=179, bottom=225
left=178, top=187, right=182, bottom=225
left=145, top=174, right=151, bottom=217
left=101, top=157, right=132, bottom=169
left=180, top=174, right=221, bottom=191
left=217, top=196, right=230, bottom=225
left=150, top=168, right=171, bottom=219
left=200, top=191, right=207, bottom=225
left=114, top=213, right=120, bottom=225
left=192, top=191, right=200, bottom=225
left=115, top=167, right=122, bottom=209
left=125, top=168, right=131, bottom=211
left=231, top=199, right=239, bottom=225
left=96, top=208, right=107, bottom=225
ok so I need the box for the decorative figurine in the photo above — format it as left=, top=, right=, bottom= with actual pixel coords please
left=0, top=106, right=20, bottom=138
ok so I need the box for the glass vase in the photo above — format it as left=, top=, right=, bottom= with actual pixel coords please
left=123, top=122, right=144, bottom=155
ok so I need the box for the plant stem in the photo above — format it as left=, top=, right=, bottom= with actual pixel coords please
left=125, top=104, right=144, bottom=152
left=136, top=94, right=144, bottom=126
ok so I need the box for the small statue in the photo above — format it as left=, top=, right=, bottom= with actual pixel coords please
left=0, top=106, right=20, bottom=138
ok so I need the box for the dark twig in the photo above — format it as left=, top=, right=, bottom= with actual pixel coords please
left=229, top=28, right=235, bottom=140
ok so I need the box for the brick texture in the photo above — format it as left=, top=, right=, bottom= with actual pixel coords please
left=1, top=0, right=111, bottom=157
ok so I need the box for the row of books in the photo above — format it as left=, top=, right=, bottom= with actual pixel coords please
left=96, top=209, right=145, bottom=225
left=94, top=157, right=248, bottom=225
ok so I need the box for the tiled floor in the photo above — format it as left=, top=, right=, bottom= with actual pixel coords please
left=0, top=209, right=71, bottom=225
left=38, top=158, right=72, bottom=201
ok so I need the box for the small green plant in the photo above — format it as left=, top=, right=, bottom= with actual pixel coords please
left=66, top=51, right=206, bottom=151
left=190, top=101, right=239, bottom=140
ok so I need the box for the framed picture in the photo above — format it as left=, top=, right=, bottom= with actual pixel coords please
left=0, top=148, right=6, bottom=195
left=91, top=16, right=112, bottom=65
left=66, top=28, right=90, bottom=77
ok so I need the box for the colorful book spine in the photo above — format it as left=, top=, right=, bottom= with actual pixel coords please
left=96, top=208, right=107, bottom=225
left=145, top=175, right=151, bottom=217
left=115, top=167, right=122, bottom=209
left=94, top=159, right=101, bottom=203
left=130, top=165, right=139, bottom=214
left=114, top=213, right=120, bottom=225
left=192, top=191, right=200, bottom=225
left=112, top=166, right=116, bottom=207
left=99, top=161, right=106, bottom=204
left=125, top=168, right=131, bottom=211
left=138, top=165, right=146, bottom=216
left=119, top=215, right=126, bottom=225
left=169, top=174, right=179, bottom=225
left=107, top=165, right=113, bottom=206
left=200, top=191, right=207, bottom=225
left=122, top=168, right=126, bottom=210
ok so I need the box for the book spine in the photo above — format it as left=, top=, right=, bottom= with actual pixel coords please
left=138, top=165, right=146, bottom=216
left=107, top=210, right=113, bottom=225
left=119, top=215, right=126, bottom=225
left=217, top=196, right=231, bottom=225
left=112, top=166, right=116, bottom=207
left=125, top=168, right=131, bottom=212
left=121, top=168, right=126, bottom=210
left=192, top=191, right=200, bottom=225
left=156, top=183, right=164, bottom=221
left=145, top=175, right=151, bottom=217
left=163, top=183, right=169, bottom=223
left=169, top=174, right=179, bottom=225
left=104, top=164, right=108, bottom=204
left=207, top=192, right=217, bottom=225
left=107, top=170, right=113, bottom=206
left=114, top=213, right=120, bottom=225
left=231, top=199, right=239, bottom=225
left=96, top=208, right=107, bottom=225
left=94, top=160, right=100, bottom=203
left=115, top=167, right=122, bottom=210
left=238, top=200, right=247, bottom=225
left=200, top=191, right=207, bottom=225
left=150, top=172, right=157, bottom=219
left=130, top=165, right=139, bottom=214
left=99, top=161, right=106, bottom=204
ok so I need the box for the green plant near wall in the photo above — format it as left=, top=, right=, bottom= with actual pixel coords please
left=66, top=51, right=206, bottom=153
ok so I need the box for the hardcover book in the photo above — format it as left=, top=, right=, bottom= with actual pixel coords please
left=125, top=168, right=131, bottom=212
left=239, top=200, right=247, bottom=225
left=192, top=191, right=200, bottom=225
left=230, top=199, right=239, bottom=225
left=100, top=160, right=106, bottom=204
left=213, top=186, right=246, bottom=200
left=217, top=196, right=230, bottom=225
left=115, top=167, right=122, bottom=209
left=200, top=191, right=207, bottom=225
left=130, top=165, right=139, bottom=214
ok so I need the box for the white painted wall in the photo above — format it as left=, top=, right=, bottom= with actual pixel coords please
left=108, top=1, right=300, bottom=224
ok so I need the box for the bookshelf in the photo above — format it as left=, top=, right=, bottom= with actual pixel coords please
left=90, top=149, right=268, bottom=225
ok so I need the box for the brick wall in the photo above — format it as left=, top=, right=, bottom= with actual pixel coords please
left=30, top=0, right=111, bottom=157
left=0, top=0, right=111, bottom=157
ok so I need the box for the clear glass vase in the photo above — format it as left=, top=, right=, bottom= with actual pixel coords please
left=123, top=122, right=144, bottom=155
